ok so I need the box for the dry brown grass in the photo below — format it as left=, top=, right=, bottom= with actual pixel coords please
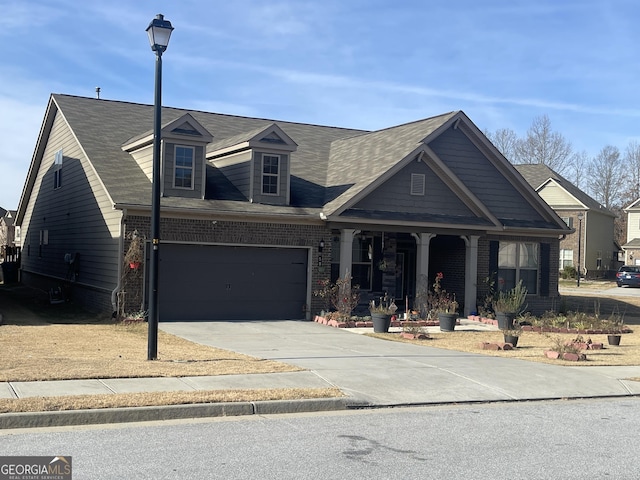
left=0, top=322, right=301, bottom=382
left=0, top=388, right=343, bottom=414
left=369, top=328, right=640, bottom=366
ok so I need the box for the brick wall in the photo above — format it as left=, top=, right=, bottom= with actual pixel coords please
left=122, top=215, right=332, bottom=316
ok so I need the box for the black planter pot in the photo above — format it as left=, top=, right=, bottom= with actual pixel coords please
left=504, top=334, right=519, bottom=347
left=371, top=313, right=392, bottom=333
left=607, top=334, right=622, bottom=346
left=496, top=312, right=516, bottom=330
left=438, top=313, right=457, bottom=332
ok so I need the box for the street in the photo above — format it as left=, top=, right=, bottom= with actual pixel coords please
left=1, top=397, right=639, bottom=479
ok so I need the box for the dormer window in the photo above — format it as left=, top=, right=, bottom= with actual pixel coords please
left=262, top=154, right=280, bottom=195
left=174, top=145, right=194, bottom=189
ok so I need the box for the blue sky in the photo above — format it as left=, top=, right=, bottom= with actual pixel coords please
left=1, top=0, right=640, bottom=209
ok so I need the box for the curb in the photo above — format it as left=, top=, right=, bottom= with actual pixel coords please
left=0, top=397, right=355, bottom=430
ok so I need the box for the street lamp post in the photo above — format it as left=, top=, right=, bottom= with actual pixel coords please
left=576, top=212, right=584, bottom=287
left=146, top=14, right=174, bottom=360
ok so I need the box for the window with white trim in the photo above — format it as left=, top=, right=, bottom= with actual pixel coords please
left=53, top=149, right=63, bottom=189
left=561, top=216, right=573, bottom=228
left=262, top=154, right=279, bottom=195
left=559, top=249, right=573, bottom=269
left=174, top=146, right=194, bottom=189
left=498, top=242, right=538, bottom=294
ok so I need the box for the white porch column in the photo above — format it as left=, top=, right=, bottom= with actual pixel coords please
left=412, top=233, right=435, bottom=288
left=461, top=235, right=479, bottom=316
left=339, top=229, right=359, bottom=278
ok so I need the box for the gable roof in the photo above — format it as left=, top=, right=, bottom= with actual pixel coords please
left=17, top=94, right=570, bottom=235
left=515, top=164, right=615, bottom=217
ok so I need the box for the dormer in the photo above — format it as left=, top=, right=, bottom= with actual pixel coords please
left=207, top=123, right=297, bottom=205
left=122, top=113, right=213, bottom=199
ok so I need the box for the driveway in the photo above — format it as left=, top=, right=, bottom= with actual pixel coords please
left=160, top=320, right=640, bottom=406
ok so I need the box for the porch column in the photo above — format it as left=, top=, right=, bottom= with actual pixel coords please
left=339, top=229, right=359, bottom=278
left=412, top=233, right=435, bottom=288
left=461, top=235, right=479, bottom=316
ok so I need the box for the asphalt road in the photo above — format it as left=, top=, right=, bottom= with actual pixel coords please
left=2, top=397, right=639, bottom=479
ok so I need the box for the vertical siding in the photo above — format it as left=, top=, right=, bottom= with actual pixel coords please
left=429, top=128, right=545, bottom=221
left=20, top=109, right=122, bottom=302
left=353, top=160, right=475, bottom=217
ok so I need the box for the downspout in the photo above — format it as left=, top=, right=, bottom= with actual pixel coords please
left=111, top=211, right=126, bottom=316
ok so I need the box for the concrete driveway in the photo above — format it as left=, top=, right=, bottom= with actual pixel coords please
left=160, top=320, right=640, bottom=406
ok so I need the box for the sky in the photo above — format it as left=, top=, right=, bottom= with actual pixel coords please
left=1, top=0, right=640, bottom=209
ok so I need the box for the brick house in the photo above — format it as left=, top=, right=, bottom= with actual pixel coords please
left=15, top=94, right=571, bottom=320
left=516, top=164, right=621, bottom=278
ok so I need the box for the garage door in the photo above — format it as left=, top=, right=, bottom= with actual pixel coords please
left=157, top=244, right=308, bottom=321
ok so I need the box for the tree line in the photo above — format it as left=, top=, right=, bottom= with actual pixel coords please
left=484, top=115, right=636, bottom=245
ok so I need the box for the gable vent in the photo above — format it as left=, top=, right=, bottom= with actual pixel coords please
left=260, top=132, right=286, bottom=144
left=411, top=173, right=425, bottom=195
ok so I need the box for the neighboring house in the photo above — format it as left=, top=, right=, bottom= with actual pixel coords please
left=515, top=164, right=620, bottom=278
left=622, top=199, right=640, bottom=265
left=0, top=209, right=19, bottom=261
left=16, top=94, right=571, bottom=320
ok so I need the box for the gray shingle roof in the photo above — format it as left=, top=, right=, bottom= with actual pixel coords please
left=514, top=164, right=614, bottom=216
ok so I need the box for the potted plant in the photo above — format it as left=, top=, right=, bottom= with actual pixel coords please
left=502, top=324, right=522, bottom=347
left=429, top=272, right=459, bottom=332
left=369, top=294, right=397, bottom=333
left=602, top=314, right=625, bottom=346
left=124, top=230, right=145, bottom=269
left=493, top=280, right=527, bottom=330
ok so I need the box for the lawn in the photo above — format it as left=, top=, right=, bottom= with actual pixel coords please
left=0, top=285, right=340, bottom=413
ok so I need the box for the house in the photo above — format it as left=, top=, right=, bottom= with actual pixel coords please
left=0, top=209, right=19, bottom=261
left=16, top=94, right=571, bottom=320
left=622, top=199, right=640, bottom=265
left=515, top=164, right=620, bottom=278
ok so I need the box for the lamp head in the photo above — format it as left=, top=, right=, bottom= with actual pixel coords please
left=146, top=14, right=174, bottom=53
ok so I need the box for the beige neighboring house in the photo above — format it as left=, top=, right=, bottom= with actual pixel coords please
left=622, top=199, right=640, bottom=265
left=516, top=164, right=620, bottom=278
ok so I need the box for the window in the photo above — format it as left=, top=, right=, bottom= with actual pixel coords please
left=498, top=242, right=538, bottom=294
left=53, top=149, right=63, bottom=189
left=329, top=235, right=372, bottom=290
left=174, top=146, right=194, bottom=189
left=262, top=154, right=279, bottom=195
left=596, top=250, right=602, bottom=269
left=559, top=249, right=573, bottom=269
left=410, top=174, right=425, bottom=195
left=561, top=216, right=573, bottom=228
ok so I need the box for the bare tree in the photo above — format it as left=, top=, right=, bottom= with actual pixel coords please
left=484, top=127, right=522, bottom=163
left=586, top=145, right=625, bottom=209
left=570, top=150, right=590, bottom=190
left=515, top=115, right=573, bottom=175
left=622, top=140, right=640, bottom=205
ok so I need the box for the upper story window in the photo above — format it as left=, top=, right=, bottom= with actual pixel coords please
left=53, top=149, right=63, bottom=189
left=561, top=216, right=573, bottom=228
left=262, top=154, right=279, bottom=195
left=174, top=146, right=194, bottom=189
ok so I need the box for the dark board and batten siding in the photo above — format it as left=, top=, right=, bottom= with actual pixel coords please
left=353, top=159, right=475, bottom=217
left=429, top=128, right=545, bottom=222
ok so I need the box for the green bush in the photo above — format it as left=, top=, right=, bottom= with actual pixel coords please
left=561, top=265, right=577, bottom=279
